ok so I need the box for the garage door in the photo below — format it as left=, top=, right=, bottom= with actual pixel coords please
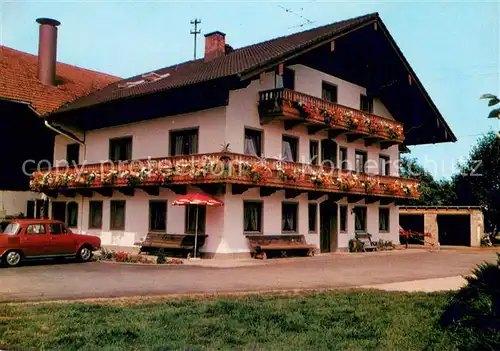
left=437, top=214, right=471, bottom=246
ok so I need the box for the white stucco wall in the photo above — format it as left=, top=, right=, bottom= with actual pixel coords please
left=0, top=191, right=43, bottom=218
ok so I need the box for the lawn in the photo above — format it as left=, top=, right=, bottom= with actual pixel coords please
left=0, top=291, right=459, bottom=350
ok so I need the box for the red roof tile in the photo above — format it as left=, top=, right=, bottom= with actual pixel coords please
left=53, top=13, right=378, bottom=114
left=0, top=46, right=120, bottom=114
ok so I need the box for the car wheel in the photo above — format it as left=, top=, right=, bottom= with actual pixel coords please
left=4, top=250, right=23, bottom=268
left=76, top=246, right=93, bottom=262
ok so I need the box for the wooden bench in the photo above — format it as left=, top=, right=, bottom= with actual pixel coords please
left=135, top=233, right=208, bottom=258
left=355, top=232, right=377, bottom=252
left=246, top=234, right=315, bottom=259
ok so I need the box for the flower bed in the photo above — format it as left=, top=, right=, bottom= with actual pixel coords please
left=97, top=249, right=183, bottom=265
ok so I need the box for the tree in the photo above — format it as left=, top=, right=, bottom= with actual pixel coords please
left=453, top=131, right=500, bottom=231
left=480, top=93, right=500, bottom=119
left=400, top=157, right=456, bottom=206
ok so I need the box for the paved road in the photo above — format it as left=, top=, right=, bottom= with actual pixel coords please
left=0, top=250, right=497, bottom=302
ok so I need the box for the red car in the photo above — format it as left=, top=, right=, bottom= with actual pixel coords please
left=0, top=219, right=101, bottom=267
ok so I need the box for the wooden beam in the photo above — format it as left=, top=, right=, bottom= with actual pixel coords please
left=231, top=184, right=254, bottom=195
left=308, top=125, right=326, bottom=135
left=328, top=193, right=345, bottom=202
left=59, top=189, right=76, bottom=198
left=117, top=187, right=134, bottom=197
left=328, top=129, right=345, bottom=139
left=42, top=190, right=58, bottom=199
left=347, top=194, right=364, bottom=204
left=364, top=137, right=381, bottom=147
left=194, top=183, right=226, bottom=196
left=379, top=198, right=394, bottom=206
left=395, top=198, right=411, bottom=206
left=346, top=133, right=363, bottom=143
left=140, top=186, right=160, bottom=196
left=285, top=189, right=304, bottom=199
left=95, top=188, right=113, bottom=197
left=380, top=141, right=399, bottom=150
left=164, top=184, right=187, bottom=195
left=284, top=120, right=303, bottom=131
left=260, top=186, right=278, bottom=197
left=308, top=191, right=325, bottom=200
left=77, top=188, right=93, bottom=198
left=365, top=196, right=379, bottom=204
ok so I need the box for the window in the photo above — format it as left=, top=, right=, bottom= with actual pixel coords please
left=339, top=205, right=347, bottom=233
left=282, top=203, right=298, bottom=232
left=339, top=147, right=348, bottom=170
left=66, top=143, right=80, bottom=165
left=49, top=223, right=63, bottom=234
left=67, top=202, right=78, bottom=227
left=244, top=128, right=262, bottom=157
left=360, top=95, right=373, bottom=113
left=26, top=224, right=46, bottom=234
left=309, top=140, right=319, bottom=165
left=149, top=201, right=167, bottom=232
left=51, top=202, right=66, bottom=223
left=170, top=129, right=198, bottom=156
left=353, top=207, right=367, bottom=232
left=243, top=201, right=262, bottom=232
left=109, top=137, right=132, bottom=161
left=379, top=208, right=390, bottom=232
left=282, top=135, right=298, bottom=162
left=379, top=155, right=390, bottom=176
left=185, top=205, right=206, bottom=234
left=110, top=201, right=126, bottom=230
left=355, top=151, right=367, bottom=173
left=308, top=203, right=317, bottom=232
left=283, top=68, right=295, bottom=90
left=89, top=201, right=103, bottom=229
left=322, top=82, right=338, bottom=103
left=321, top=139, right=337, bottom=166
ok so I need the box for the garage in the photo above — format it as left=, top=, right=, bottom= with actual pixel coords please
left=437, top=214, right=471, bottom=246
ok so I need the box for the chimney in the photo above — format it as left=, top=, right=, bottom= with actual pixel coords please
left=36, top=18, right=61, bottom=86
left=204, top=31, right=226, bottom=62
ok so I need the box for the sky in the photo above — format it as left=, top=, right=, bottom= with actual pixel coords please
left=1, top=0, right=499, bottom=179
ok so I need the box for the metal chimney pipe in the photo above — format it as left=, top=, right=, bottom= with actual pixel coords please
left=36, top=18, right=61, bottom=86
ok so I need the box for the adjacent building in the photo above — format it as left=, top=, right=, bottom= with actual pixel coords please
left=0, top=18, right=119, bottom=218
left=32, top=13, right=456, bottom=257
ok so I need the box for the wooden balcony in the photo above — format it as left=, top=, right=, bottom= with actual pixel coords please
left=258, top=88, right=404, bottom=149
left=30, top=153, right=419, bottom=202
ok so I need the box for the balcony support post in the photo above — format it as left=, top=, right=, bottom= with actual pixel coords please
left=117, top=187, right=134, bottom=197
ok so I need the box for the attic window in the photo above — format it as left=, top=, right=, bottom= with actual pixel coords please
left=118, top=72, right=170, bottom=89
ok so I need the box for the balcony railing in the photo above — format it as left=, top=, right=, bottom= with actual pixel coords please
left=258, top=88, right=404, bottom=144
left=30, top=153, right=419, bottom=199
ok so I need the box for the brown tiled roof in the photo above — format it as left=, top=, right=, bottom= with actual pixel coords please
left=53, top=13, right=378, bottom=114
left=0, top=46, right=120, bottom=114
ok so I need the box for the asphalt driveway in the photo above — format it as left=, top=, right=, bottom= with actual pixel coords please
left=0, top=250, right=497, bottom=302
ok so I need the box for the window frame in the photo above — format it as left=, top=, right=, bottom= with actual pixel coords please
left=49, top=223, right=63, bottom=235
left=244, top=127, right=263, bottom=157
left=88, top=201, right=103, bottom=229
left=379, top=207, right=390, bottom=233
left=353, top=206, right=367, bottom=233
left=243, top=200, right=263, bottom=233
left=109, top=136, right=133, bottom=162
left=66, top=143, right=80, bottom=166
left=282, top=135, right=299, bottom=162
left=379, top=155, right=391, bottom=176
left=149, top=200, right=167, bottom=233
left=354, top=150, right=367, bottom=173
left=26, top=223, right=46, bottom=235
left=308, top=203, right=318, bottom=233
left=321, top=81, right=338, bottom=103
left=184, top=205, right=206, bottom=234
left=169, top=127, right=199, bottom=156
left=309, top=140, right=319, bottom=165
left=282, top=202, right=298, bottom=233
left=339, top=147, right=348, bottom=170
left=66, top=201, right=79, bottom=228
left=360, top=94, right=373, bottom=113
left=339, top=205, right=348, bottom=233
left=110, top=200, right=126, bottom=231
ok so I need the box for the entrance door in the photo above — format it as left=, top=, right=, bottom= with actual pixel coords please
left=320, top=201, right=338, bottom=253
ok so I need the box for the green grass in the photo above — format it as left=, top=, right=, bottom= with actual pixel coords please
left=0, top=291, right=459, bottom=350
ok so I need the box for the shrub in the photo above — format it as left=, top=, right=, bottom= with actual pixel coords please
left=349, top=239, right=364, bottom=252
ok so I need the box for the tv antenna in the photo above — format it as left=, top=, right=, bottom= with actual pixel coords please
left=190, top=18, right=201, bottom=60
left=278, top=5, right=315, bottom=29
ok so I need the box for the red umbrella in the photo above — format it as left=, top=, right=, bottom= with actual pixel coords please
left=172, top=193, right=224, bottom=258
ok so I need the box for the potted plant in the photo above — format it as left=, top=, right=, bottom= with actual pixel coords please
left=220, top=143, right=232, bottom=162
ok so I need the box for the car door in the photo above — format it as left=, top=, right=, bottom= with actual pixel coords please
left=48, top=223, right=77, bottom=255
left=20, top=223, right=51, bottom=257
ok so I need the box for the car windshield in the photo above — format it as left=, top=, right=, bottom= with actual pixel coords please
left=2, top=223, right=20, bottom=235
